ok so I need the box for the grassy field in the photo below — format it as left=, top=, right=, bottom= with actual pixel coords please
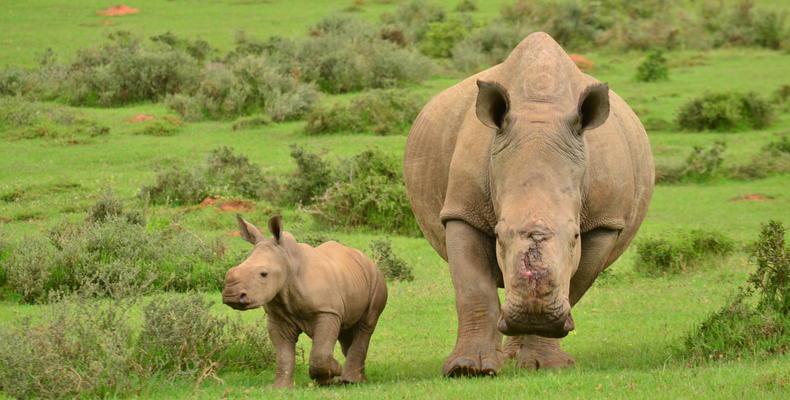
left=1, top=0, right=789, bottom=399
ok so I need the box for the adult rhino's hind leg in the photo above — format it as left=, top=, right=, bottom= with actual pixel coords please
left=443, top=220, right=504, bottom=377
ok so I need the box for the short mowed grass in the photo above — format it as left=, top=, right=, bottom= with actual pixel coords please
left=1, top=0, right=789, bottom=399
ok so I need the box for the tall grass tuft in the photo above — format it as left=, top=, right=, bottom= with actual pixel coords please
left=635, top=229, right=735, bottom=276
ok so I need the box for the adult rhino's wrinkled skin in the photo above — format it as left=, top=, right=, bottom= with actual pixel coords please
left=404, top=32, right=654, bottom=376
left=222, top=215, right=387, bottom=388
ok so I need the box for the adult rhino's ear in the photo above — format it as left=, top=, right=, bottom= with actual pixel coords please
left=268, top=215, right=283, bottom=243
left=476, top=80, right=510, bottom=130
left=577, top=83, right=610, bottom=133
left=237, top=214, right=265, bottom=245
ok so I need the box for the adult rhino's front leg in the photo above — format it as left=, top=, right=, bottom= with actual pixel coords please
left=443, top=220, right=504, bottom=377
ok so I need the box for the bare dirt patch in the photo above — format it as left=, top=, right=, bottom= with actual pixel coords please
left=728, top=193, right=774, bottom=202
left=570, top=54, right=594, bottom=72
left=199, top=197, right=255, bottom=212
left=97, top=5, right=140, bottom=16
left=127, top=114, right=155, bottom=123
left=226, top=230, right=241, bottom=237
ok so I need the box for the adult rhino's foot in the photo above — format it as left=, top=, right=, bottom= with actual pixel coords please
left=310, top=357, right=342, bottom=385
left=514, top=335, right=575, bottom=370
left=442, top=341, right=503, bottom=377
left=338, top=370, right=367, bottom=384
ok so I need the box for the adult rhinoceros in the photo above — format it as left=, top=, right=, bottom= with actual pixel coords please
left=404, top=32, right=654, bottom=376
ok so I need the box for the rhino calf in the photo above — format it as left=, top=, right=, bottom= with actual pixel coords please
left=222, top=215, right=388, bottom=388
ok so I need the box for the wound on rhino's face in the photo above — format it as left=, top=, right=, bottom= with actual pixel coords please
left=476, top=79, right=609, bottom=337
left=222, top=215, right=289, bottom=311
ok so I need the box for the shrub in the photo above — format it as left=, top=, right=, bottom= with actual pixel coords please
left=150, top=31, right=214, bottom=61
left=166, top=56, right=317, bottom=121
left=635, top=229, right=735, bottom=276
left=0, top=97, right=110, bottom=142
left=500, top=0, right=609, bottom=49
left=451, top=24, right=527, bottom=72
left=0, top=294, right=274, bottom=399
left=305, top=89, right=425, bottom=136
left=304, top=148, right=420, bottom=235
left=683, top=221, right=789, bottom=360
left=701, top=0, right=789, bottom=50
left=676, top=91, right=773, bottom=131
left=296, top=16, right=435, bottom=93
left=134, top=116, right=185, bottom=136
left=300, top=233, right=338, bottom=247
left=369, top=238, right=415, bottom=282
left=727, top=137, right=790, bottom=180
left=66, top=31, right=201, bottom=106
left=380, top=0, right=446, bottom=45
left=286, top=144, right=334, bottom=205
left=456, top=0, right=477, bottom=12
left=419, top=15, right=475, bottom=58
left=139, top=147, right=275, bottom=205
left=635, top=50, right=669, bottom=82
left=656, top=140, right=728, bottom=184
left=231, top=114, right=271, bottom=130
left=3, top=195, right=227, bottom=303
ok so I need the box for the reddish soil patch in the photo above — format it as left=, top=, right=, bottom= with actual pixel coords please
left=569, top=54, right=594, bottom=72
left=100, top=20, right=114, bottom=25
left=0, top=216, right=11, bottom=223
left=126, top=114, right=155, bottom=123
left=728, top=193, right=774, bottom=202
left=226, top=230, right=241, bottom=237
left=97, top=5, right=140, bottom=16
left=199, top=197, right=254, bottom=212
left=217, top=200, right=254, bottom=213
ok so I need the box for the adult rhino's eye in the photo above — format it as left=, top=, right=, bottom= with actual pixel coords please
left=259, top=271, right=268, bottom=278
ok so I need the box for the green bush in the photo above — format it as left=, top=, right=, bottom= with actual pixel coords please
left=683, top=221, right=789, bottom=360
left=3, top=195, right=227, bottom=303
left=65, top=31, right=201, bottom=106
left=305, top=89, right=425, bottom=136
left=231, top=114, right=271, bottom=131
left=0, top=97, right=110, bottom=142
left=635, top=229, right=735, bottom=276
left=635, top=50, right=669, bottom=82
left=295, top=16, right=435, bottom=93
left=500, top=0, right=609, bottom=49
left=701, top=0, right=789, bottom=50
left=305, top=148, right=420, bottom=235
left=139, top=147, right=276, bottom=205
left=0, top=294, right=273, bottom=399
left=456, top=0, right=477, bottom=12
left=451, top=24, right=527, bottom=72
left=134, top=116, right=185, bottom=136
left=676, top=91, right=773, bottom=131
left=419, top=15, right=475, bottom=58
left=369, top=238, right=415, bottom=282
left=286, top=144, right=334, bottom=205
left=165, top=55, right=317, bottom=121
left=727, top=136, right=790, bottom=180
left=656, top=140, right=727, bottom=184
left=381, top=0, right=446, bottom=45
left=150, top=31, right=214, bottom=61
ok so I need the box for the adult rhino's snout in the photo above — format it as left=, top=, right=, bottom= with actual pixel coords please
left=497, top=309, right=574, bottom=338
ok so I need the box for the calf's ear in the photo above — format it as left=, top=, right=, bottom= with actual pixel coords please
left=268, top=215, right=283, bottom=243
left=237, top=214, right=265, bottom=245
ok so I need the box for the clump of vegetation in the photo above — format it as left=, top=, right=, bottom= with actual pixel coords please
left=727, top=135, right=790, bottom=180
left=300, top=233, right=339, bottom=247
left=290, top=147, right=420, bottom=235
left=655, top=140, right=727, bottom=184
left=134, top=116, right=185, bottom=136
left=286, top=144, right=334, bottom=205
left=419, top=15, right=475, bottom=58
left=165, top=55, right=318, bottom=122
left=304, top=89, right=425, bottom=136
left=369, top=238, right=415, bottom=282
left=702, top=0, right=789, bottom=50
left=500, top=0, right=608, bottom=49
left=684, top=221, right=789, bottom=360
left=451, top=24, right=527, bottom=72
left=381, top=0, right=447, bottom=45
left=676, top=91, right=773, bottom=132
left=150, top=31, right=214, bottom=61
left=0, top=294, right=273, bottom=399
left=456, top=0, right=477, bottom=12
left=0, top=97, right=110, bottom=142
left=231, top=114, right=271, bottom=130
left=3, top=193, right=227, bottom=303
left=139, top=147, right=276, bottom=205
left=635, top=50, right=669, bottom=82
left=634, top=229, right=736, bottom=276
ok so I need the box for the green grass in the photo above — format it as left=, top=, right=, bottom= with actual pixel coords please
left=1, top=0, right=789, bottom=398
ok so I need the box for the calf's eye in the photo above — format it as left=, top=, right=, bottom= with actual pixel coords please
left=260, top=272, right=268, bottom=278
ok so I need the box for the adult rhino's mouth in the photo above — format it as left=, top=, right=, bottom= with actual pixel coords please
left=497, top=309, right=574, bottom=338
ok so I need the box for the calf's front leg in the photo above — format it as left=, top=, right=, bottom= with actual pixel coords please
left=267, top=317, right=299, bottom=388
left=309, top=313, right=343, bottom=385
